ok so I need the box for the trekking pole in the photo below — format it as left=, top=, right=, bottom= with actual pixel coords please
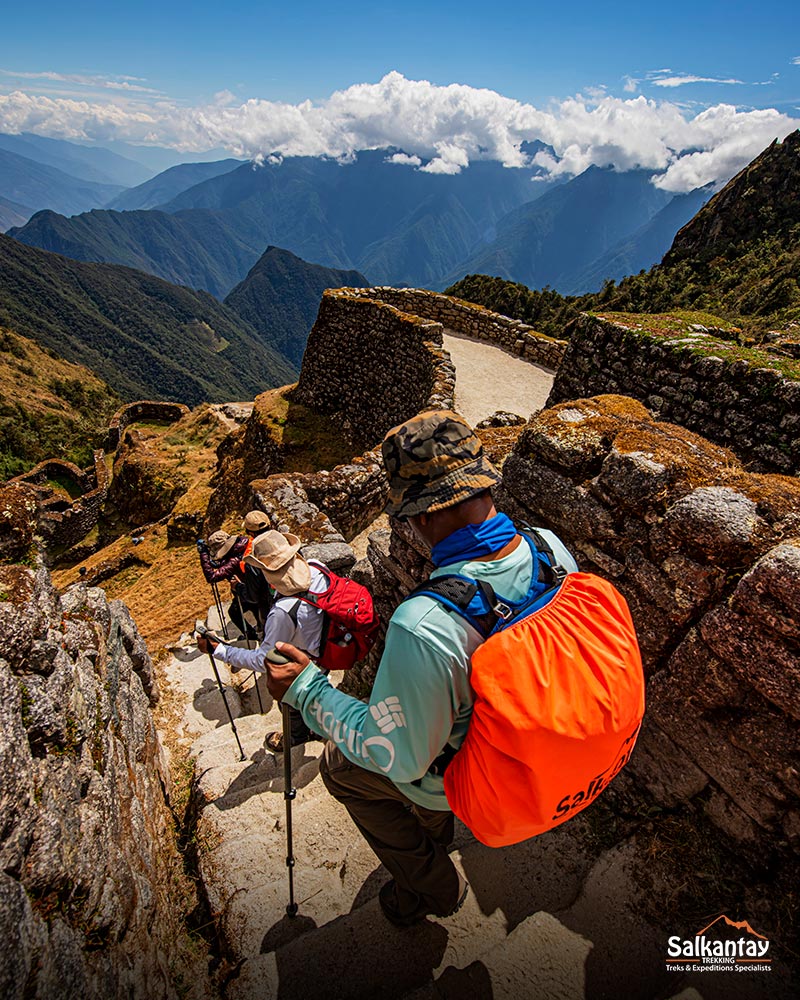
left=266, top=648, right=298, bottom=918
left=236, top=591, right=264, bottom=714
left=196, top=624, right=245, bottom=761
left=210, top=581, right=230, bottom=640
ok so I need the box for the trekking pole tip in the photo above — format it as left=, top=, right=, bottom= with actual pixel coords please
left=286, top=902, right=298, bottom=918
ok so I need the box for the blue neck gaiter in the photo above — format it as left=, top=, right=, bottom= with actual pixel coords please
left=430, top=512, right=517, bottom=567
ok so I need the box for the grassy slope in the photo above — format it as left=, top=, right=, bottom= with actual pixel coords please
left=0, top=233, right=295, bottom=405
left=0, top=328, right=120, bottom=479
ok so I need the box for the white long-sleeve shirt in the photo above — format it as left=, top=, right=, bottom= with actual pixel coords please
left=214, top=564, right=328, bottom=673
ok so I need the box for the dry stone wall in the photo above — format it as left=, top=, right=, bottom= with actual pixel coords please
left=0, top=565, right=199, bottom=999
left=292, top=290, right=455, bottom=452
left=358, top=395, right=800, bottom=855
left=106, top=401, right=190, bottom=451
left=349, top=287, right=567, bottom=369
left=10, top=452, right=111, bottom=556
left=548, top=313, right=800, bottom=474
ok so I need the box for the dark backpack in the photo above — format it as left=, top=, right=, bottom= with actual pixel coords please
left=291, top=561, right=380, bottom=670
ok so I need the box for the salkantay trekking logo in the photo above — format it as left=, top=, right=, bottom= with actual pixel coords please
left=666, top=915, right=771, bottom=974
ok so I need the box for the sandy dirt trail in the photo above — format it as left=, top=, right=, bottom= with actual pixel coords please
left=442, top=330, right=556, bottom=426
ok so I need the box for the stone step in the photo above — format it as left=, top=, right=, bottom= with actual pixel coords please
left=402, top=909, right=591, bottom=1000
left=163, top=644, right=243, bottom=739
left=193, top=728, right=380, bottom=963
left=224, top=850, right=512, bottom=1000
left=220, top=805, right=603, bottom=998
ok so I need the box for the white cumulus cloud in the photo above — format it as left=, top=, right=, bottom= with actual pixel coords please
left=386, top=152, right=422, bottom=166
left=0, top=71, right=797, bottom=194
left=652, top=74, right=745, bottom=88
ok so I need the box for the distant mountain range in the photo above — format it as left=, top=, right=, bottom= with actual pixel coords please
left=106, top=159, right=243, bottom=211
left=7, top=146, right=708, bottom=297
left=0, top=132, right=152, bottom=187
left=563, top=186, right=711, bottom=294
left=9, top=149, right=558, bottom=293
left=0, top=147, right=124, bottom=221
left=441, top=166, right=679, bottom=291
left=224, top=247, right=368, bottom=367
left=448, top=129, right=800, bottom=335
left=0, top=233, right=294, bottom=404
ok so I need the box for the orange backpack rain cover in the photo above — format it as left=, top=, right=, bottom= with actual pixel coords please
left=443, top=572, right=645, bottom=848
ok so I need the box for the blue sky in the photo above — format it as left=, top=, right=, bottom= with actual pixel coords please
left=1, top=0, right=799, bottom=191
left=4, top=0, right=799, bottom=107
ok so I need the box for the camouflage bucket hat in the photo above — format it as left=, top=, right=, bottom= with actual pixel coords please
left=382, top=410, right=501, bottom=520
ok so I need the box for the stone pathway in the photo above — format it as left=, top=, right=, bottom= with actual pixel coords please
left=442, top=331, right=555, bottom=426
left=162, top=602, right=793, bottom=1000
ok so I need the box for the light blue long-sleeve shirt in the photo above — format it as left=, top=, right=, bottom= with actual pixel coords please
left=284, top=529, right=577, bottom=810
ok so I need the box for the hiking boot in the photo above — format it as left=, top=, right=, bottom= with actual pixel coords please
left=378, top=874, right=469, bottom=928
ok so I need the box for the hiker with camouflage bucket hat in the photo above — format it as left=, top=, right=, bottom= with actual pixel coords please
left=265, top=410, right=578, bottom=927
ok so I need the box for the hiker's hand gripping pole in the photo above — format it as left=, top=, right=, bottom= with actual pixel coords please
left=264, top=643, right=310, bottom=701
left=196, top=623, right=246, bottom=761
left=266, top=647, right=299, bottom=918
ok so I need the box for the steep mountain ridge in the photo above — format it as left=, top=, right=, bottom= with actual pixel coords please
left=11, top=208, right=262, bottom=299
left=0, top=233, right=294, bottom=405
left=665, top=130, right=800, bottom=266
left=224, top=246, right=368, bottom=367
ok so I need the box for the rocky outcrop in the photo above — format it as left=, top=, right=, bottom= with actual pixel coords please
left=548, top=313, right=800, bottom=474
left=0, top=564, right=202, bottom=1000
left=0, top=481, right=39, bottom=563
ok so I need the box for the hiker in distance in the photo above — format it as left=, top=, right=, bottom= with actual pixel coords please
left=264, top=410, right=582, bottom=927
left=197, top=530, right=332, bottom=753
left=196, top=511, right=273, bottom=638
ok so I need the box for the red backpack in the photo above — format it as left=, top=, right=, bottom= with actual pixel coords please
left=292, top=561, right=380, bottom=670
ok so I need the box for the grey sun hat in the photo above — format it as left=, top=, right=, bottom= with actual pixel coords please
left=381, top=409, right=501, bottom=520
left=208, top=530, right=238, bottom=560
left=243, top=530, right=311, bottom=595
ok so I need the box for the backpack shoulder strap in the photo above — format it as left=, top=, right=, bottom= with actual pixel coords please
left=404, top=527, right=572, bottom=638
left=519, top=526, right=569, bottom=586
left=405, top=575, right=500, bottom=639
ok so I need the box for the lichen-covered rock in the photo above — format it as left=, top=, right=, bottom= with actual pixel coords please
left=663, top=487, right=761, bottom=563
left=0, top=482, right=38, bottom=564
left=0, top=565, right=200, bottom=999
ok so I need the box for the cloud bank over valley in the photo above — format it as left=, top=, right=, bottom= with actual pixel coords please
left=0, top=71, right=797, bottom=193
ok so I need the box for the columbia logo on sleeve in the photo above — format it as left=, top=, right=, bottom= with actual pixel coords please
left=370, top=697, right=407, bottom=734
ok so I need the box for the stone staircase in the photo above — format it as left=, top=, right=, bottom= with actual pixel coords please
left=163, top=605, right=789, bottom=1000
